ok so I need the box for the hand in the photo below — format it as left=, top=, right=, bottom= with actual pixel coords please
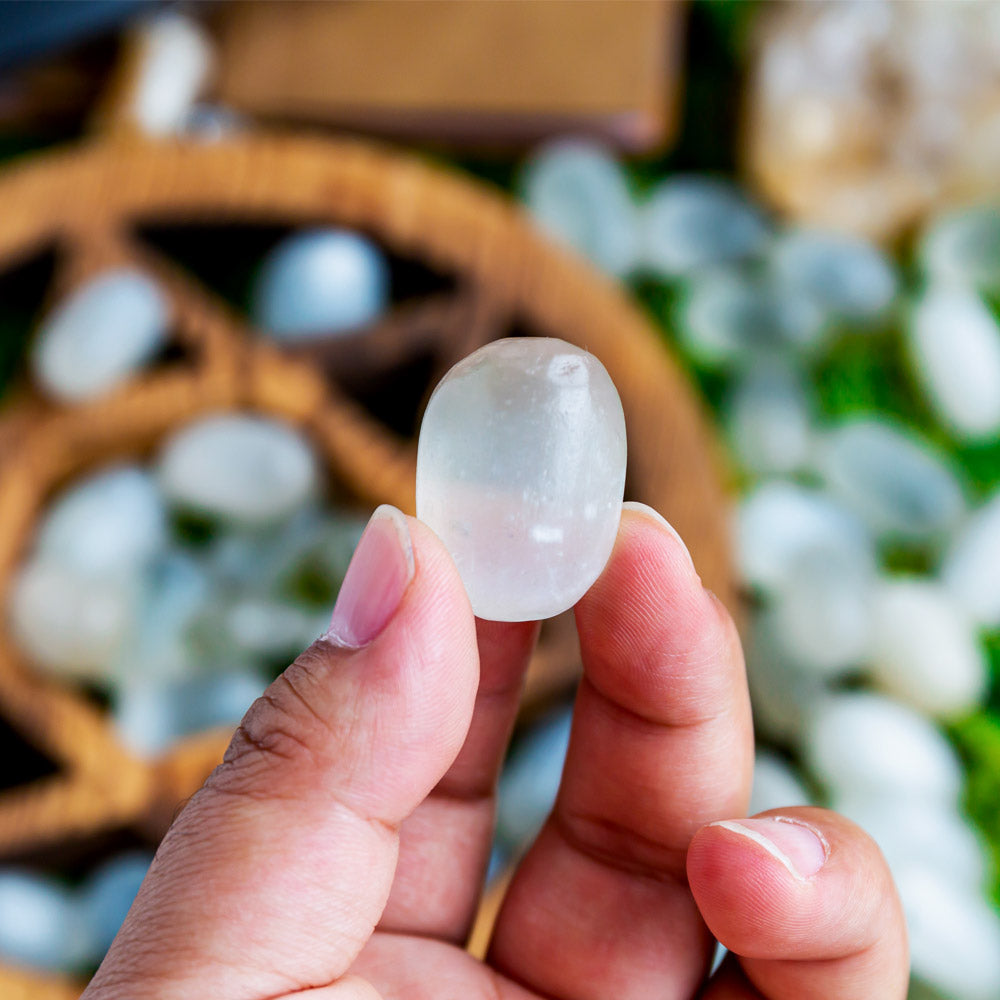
left=82, top=503, right=908, bottom=1000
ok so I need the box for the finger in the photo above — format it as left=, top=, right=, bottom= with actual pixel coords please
left=84, top=506, right=480, bottom=1000
left=688, top=807, right=909, bottom=1000
left=488, top=503, right=754, bottom=1000
left=275, top=977, right=384, bottom=1000
left=380, top=616, right=539, bottom=941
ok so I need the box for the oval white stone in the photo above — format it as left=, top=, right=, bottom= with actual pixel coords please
left=749, top=751, right=811, bottom=816
left=641, top=176, right=767, bottom=277
left=521, top=139, right=637, bottom=277
left=920, top=205, right=1000, bottom=292
left=805, top=692, right=963, bottom=806
left=943, top=490, right=1000, bottom=627
left=815, top=418, right=966, bottom=539
left=908, top=285, right=1000, bottom=440
left=897, top=864, right=1000, bottom=1000
left=416, top=338, right=626, bottom=621
left=9, top=558, right=131, bottom=682
left=32, top=269, right=169, bottom=402
left=35, top=465, right=166, bottom=579
left=868, top=577, right=987, bottom=717
left=158, top=414, right=318, bottom=527
left=252, top=228, right=389, bottom=339
left=735, top=481, right=873, bottom=594
left=725, top=358, right=813, bottom=475
left=770, top=227, right=897, bottom=320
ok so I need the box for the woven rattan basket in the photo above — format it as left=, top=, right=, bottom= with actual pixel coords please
left=0, top=133, right=735, bottom=995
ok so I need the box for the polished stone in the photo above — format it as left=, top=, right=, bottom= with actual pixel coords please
left=0, top=871, right=91, bottom=972
left=815, top=418, right=966, bottom=539
left=869, top=577, right=986, bottom=717
left=521, top=139, right=637, bottom=277
left=35, top=465, right=166, bottom=579
left=943, top=490, right=1000, bottom=627
left=909, top=285, right=1000, bottom=440
left=158, top=415, right=318, bottom=527
left=80, top=852, right=153, bottom=957
left=252, top=228, right=389, bottom=339
left=920, top=205, right=1000, bottom=293
left=805, top=692, right=963, bottom=806
left=749, top=751, right=811, bottom=816
left=416, top=338, right=626, bottom=621
left=32, top=269, right=169, bottom=401
left=641, top=176, right=767, bottom=277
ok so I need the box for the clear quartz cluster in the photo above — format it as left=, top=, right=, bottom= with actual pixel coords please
left=416, top=337, right=626, bottom=622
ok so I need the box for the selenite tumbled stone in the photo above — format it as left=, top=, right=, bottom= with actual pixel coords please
left=920, top=205, right=1000, bottom=293
left=32, top=269, right=169, bottom=402
left=158, top=414, right=318, bottom=527
left=0, top=871, right=91, bottom=972
left=416, top=338, right=626, bottom=622
left=869, top=577, right=987, bottom=718
left=36, top=465, right=166, bottom=579
left=521, top=139, right=638, bottom=277
left=943, top=490, right=1000, bottom=627
left=908, top=285, right=1000, bottom=440
left=252, top=228, right=389, bottom=340
left=815, top=418, right=966, bottom=540
left=805, top=692, right=963, bottom=806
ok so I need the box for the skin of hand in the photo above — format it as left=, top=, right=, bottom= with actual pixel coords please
left=81, top=502, right=909, bottom=1000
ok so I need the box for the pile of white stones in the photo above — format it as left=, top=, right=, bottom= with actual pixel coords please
left=0, top=225, right=391, bottom=972
left=520, top=138, right=1000, bottom=1000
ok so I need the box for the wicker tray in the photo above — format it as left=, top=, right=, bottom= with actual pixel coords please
left=0, top=133, right=735, bottom=992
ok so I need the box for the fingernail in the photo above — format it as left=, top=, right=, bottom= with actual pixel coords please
left=711, top=817, right=829, bottom=880
left=622, top=501, right=695, bottom=571
left=325, top=505, right=414, bottom=648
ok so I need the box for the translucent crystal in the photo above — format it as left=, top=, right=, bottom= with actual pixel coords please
left=158, top=414, right=318, bottom=527
left=32, top=269, right=169, bottom=402
left=770, top=227, right=897, bottom=320
left=35, top=465, right=166, bottom=579
left=815, top=418, right=966, bottom=540
left=416, top=338, right=626, bottom=622
left=869, top=577, right=986, bottom=717
left=79, top=852, right=153, bottom=956
left=749, top=751, right=811, bottom=816
left=677, top=269, right=826, bottom=369
left=724, top=359, right=812, bottom=475
left=252, top=229, right=389, bottom=340
left=943, top=490, right=1000, bottom=627
left=908, top=285, right=1000, bottom=440
left=521, top=139, right=637, bottom=277
left=805, top=692, right=963, bottom=806
left=640, top=176, right=767, bottom=277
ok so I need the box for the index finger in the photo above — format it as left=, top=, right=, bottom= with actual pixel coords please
left=488, top=502, right=753, bottom=1000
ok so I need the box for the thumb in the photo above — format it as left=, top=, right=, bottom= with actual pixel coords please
left=83, top=506, right=480, bottom=1000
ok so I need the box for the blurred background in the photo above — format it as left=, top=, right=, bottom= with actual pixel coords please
left=0, top=2, right=998, bottom=998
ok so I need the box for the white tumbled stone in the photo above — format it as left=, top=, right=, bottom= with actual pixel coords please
left=770, top=228, right=897, bottom=321
left=908, top=285, right=1000, bottom=440
left=735, top=481, right=873, bottom=594
left=0, top=871, right=91, bottom=972
left=640, top=176, right=767, bottom=277
left=521, top=139, right=637, bottom=277
left=725, top=359, right=813, bottom=475
left=35, top=465, right=166, bottom=579
left=869, top=577, right=987, bottom=718
left=130, top=12, right=213, bottom=136
left=897, top=864, right=1000, bottom=1000
left=749, top=751, right=811, bottom=816
left=920, top=205, right=1000, bottom=293
left=943, top=490, right=1000, bottom=627
left=834, top=794, right=988, bottom=893
left=252, top=229, right=389, bottom=340
left=417, top=338, right=626, bottom=622
left=770, top=548, right=874, bottom=677
left=815, top=419, right=966, bottom=540
left=79, top=851, right=153, bottom=957
left=678, top=269, right=826, bottom=369
left=32, top=269, right=169, bottom=402
left=497, top=706, right=573, bottom=850
left=158, top=414, right=318, bottom=527
left=805, top=692, right=963, bottom=807
left=9, top=558, right=131, bottom=682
